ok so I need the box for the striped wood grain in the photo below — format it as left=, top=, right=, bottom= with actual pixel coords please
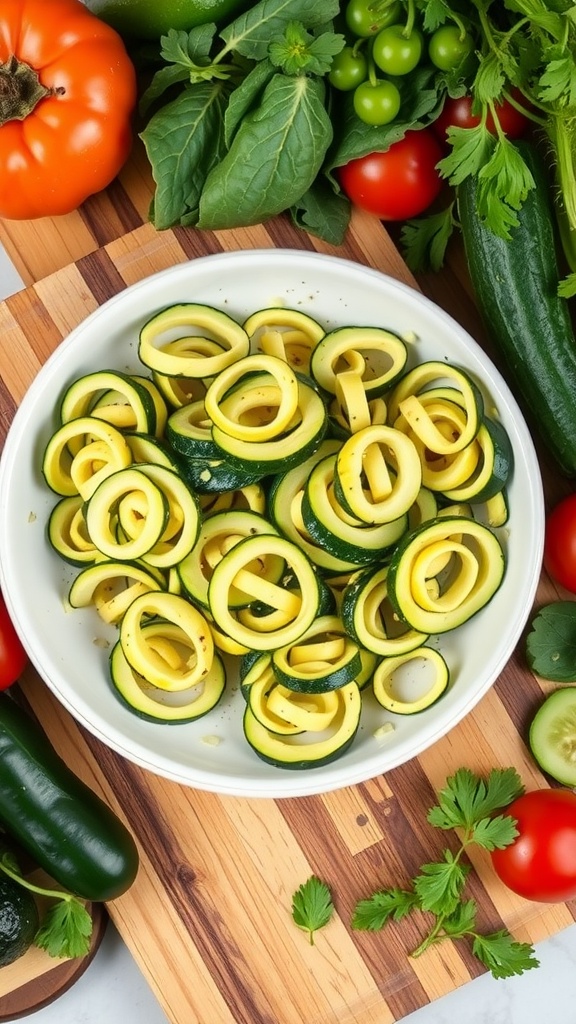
left=0, top=200, right=574, bottom=1024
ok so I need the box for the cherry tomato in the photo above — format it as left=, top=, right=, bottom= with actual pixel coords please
left=353, top=80, right=401, bottom=125
left=372, top=24, right=423, bottom=76
left=0, top=592, right=28, bottom=690
left=543, top=494, right=576, bottom=593
left=491, top=790, right=576, bottom=903
left=345, top=0, right=402, bottom=38
left=428, top=25, right=474, bottom=71
left=338, top=129, right=443, bottom=220
left=432, top=90, right=530, bottom=142
left=329, top=46, right=368, bottom=92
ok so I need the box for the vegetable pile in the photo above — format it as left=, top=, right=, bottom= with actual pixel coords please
left=125, top=0, right=576, bottom=266
left=40, top=300, right=512, bottom=769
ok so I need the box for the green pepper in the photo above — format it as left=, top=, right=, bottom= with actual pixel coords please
left=0, top=692, right=139, bottom=902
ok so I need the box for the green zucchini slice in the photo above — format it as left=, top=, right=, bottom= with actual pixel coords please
left=387, top=515, right=505, bottom=634
left=340, top=564, right=429, bottom=657
left=211, top=375, right=327, bottom=474
left=119, top=592, right=214, bottom=691
left=110, top=636, right=226, bottom=724
left=138, top=303, right=250, bottom=378
left=389, top=362, right=484, bottom=454
left=271, top=614, right=362, bottom=694
left=243, top=681, right=362, bottom=768
left=310, top=325, right=407, bottom=398
left=42, top=416, right=133, bottom=498
left=208, top=534, right=322, bottom=651
left=178, top=509, right=280, bottom=610
left=372, top=648, right=450, bottom=714
left=302, top=453, right=407, bottom=565
left=68, top=560, right=165, bottom=624
left=529, top=688, right=576, bottom=786
left=59, top=370, right=157, bottom=436
left=48, top=495, right=100, bottom=566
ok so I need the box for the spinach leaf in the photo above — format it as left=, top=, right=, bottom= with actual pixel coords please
left=290, top=176, right=351, bottom=245
left=140, top=81, right=229, bottom=230
left=219, top=0, right=340, bottom=62
left=224, top=58, right=276, bottom=147
left=198, top=75, right=333, bottom=229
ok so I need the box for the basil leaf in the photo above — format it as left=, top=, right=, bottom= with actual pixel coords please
left=526, top=601, right=576, bottom=682
left=198, top=75, right=333, bottom=229
left=224, top=58, right=276, bottom=147
left=220, top=0, right=340, bottom=62
left=140, top=81, right=229, bottom=230
left=290, top=175, right=350, bottom=245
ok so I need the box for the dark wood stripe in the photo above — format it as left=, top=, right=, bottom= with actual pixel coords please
left=80, top=179, right=144, bottom=248
left=76, top=249, right=129, bottom=307
left=0, top=374, right=18, bottom=448
left=78, top=728, right=278, bottom=1024
left=173, top=226, right=225, bottom=260
left=264, top=214, right=318, bottom=252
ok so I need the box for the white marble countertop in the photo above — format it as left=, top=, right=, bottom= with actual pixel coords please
left=2, top=246, right=576, bottom=1024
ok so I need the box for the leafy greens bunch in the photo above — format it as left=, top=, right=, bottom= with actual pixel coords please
left=138, top=0, right=443, bottom=244
left=0, top=849, right=93, bottom=959
left=401, top=0, right=576, bottom=283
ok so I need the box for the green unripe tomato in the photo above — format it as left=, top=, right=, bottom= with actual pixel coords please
left=353, top=79, right=401, bottom=126
left=329, top=46, right=368, bottom=91
left=372, top=24, right=424, bottom=76
left=85, top=0, right=251, bottom=40
left=428, top=25, right=475, bottom=71
left=345, top=0, right=402, bottom=38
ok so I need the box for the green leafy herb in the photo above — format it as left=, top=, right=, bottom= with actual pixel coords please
left=268, top=21, right=344, bottom=76
left=292, top=876, right=334, bottom=944
left=526, top=601, right=576, bottom=682
left=401, top=204, right=457, bottom=273
left=0, top=852, right=92, bottom=960
left=352, top=767, right=539, bottom=981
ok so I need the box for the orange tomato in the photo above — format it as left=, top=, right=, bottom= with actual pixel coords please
left=0, top=0, right=137, bottom=219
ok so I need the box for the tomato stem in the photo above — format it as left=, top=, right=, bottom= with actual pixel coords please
left=0, top=56, right=50, bottom=126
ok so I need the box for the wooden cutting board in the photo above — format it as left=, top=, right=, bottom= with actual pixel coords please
left=0, top=146, right=575, bottom=1024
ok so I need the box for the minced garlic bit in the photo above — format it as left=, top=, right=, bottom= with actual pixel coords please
left=201, top=734, right=222, bottom=747
left=373, top=722, right=395, bottom=739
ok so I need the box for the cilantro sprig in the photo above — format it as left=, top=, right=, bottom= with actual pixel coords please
left=351, top=768, right=539, bottom=980
left=290, top=769, right=539, bottom=980
left=0, top=851, right=93, bottom=960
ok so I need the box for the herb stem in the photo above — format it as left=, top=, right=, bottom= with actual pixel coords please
left=0, top=858, right=80, bottom=908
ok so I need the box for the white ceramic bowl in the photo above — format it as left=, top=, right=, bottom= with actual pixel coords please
left=0, top=250, right=544, bottom=798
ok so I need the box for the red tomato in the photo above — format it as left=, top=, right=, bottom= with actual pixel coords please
left=544, top=494, right=576, bottom=593
left=338, top=129, right=443, bottom=221
left=0, top=592, right=28, bottom=689
left=491, top=790, right=576, bottom=903
left=432, top=90, right=530, bottom=143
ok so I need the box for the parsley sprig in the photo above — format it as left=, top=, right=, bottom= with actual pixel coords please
left=291, top=875, right=334, bottom=945
left=351, top=768, right=540, bottom=980
left=0, top=851, right=93, bottom=959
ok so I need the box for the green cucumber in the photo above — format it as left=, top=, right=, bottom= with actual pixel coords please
left=0, top=871, right=39, bottom=967
left=458, top=140, right=576, bottom=477
left=0, top=693, right=139, bottom=902
left=529, top=688, right=576, bottom=787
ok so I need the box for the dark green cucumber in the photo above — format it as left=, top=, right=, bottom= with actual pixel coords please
left=0, top=693, right=139, bottom=902
left=458, top=140, right=576, bottom=477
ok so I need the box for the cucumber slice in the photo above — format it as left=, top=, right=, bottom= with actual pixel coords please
left=529, top=688, right=576, bottom=786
